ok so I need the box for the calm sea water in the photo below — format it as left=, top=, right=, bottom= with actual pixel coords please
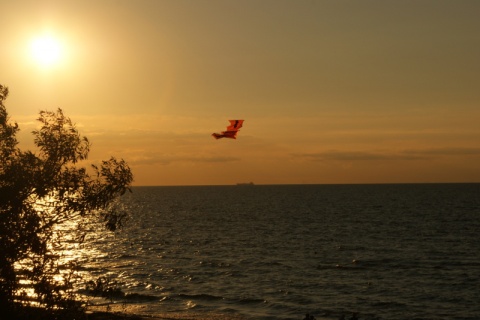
left=80, top=184, right=480, bottom=320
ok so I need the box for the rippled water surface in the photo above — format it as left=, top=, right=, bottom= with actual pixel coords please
left=81, top=184, right=480, bottom=320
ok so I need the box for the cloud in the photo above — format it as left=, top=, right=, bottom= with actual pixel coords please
left=295, top=147, right=480, bottom=162
left=294, top=151, right=422, bottom=161
left=126, top=153, right=240, bottom=166
left=403, top=147, right=480, bottom=156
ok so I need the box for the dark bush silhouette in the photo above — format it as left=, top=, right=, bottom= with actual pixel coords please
left=0, top=84, right=133, bottom=317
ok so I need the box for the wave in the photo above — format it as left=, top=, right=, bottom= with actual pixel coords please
left=123, top=292, right=161, bottom=301
left=178, top=293, right=224, bottom=301
left=238, top=297, right=267, bottom=305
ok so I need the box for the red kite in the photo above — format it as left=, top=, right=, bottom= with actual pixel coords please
left=212, top=120, right=244, bottom=139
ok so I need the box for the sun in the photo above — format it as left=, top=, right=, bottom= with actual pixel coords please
left=30, top=36, right=62, bottom=67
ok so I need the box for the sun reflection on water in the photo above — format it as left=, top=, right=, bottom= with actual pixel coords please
left=13, top=191, right=118, bottom=307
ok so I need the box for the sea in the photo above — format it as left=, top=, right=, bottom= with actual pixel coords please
left=78, top=184, right=480, bottom=320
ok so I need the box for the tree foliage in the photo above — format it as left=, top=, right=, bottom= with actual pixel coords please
left=0, top=84, right=133, bottom=316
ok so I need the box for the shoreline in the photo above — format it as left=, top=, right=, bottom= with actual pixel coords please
left=86, top=304, right=250, bottom=320
left=10, top=304, right=250, bottom=320
left=87, top=311, right=250, bottom=320
left=88, top=313, right=248, bottom=320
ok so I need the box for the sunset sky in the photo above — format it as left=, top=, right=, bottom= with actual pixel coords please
left=2, top=0, right=479, bottom=186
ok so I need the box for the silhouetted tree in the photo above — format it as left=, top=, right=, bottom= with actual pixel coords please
left=0, top=84, right=133, bottom=317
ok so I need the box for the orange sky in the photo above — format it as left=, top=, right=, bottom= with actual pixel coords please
left=2, top=0, right=480, bottom=185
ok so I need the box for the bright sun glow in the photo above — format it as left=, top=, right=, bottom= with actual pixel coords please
left=30, top=36, right=62, bottom=67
